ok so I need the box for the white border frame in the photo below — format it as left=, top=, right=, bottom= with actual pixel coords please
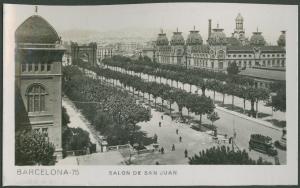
left=2, top=3, right=298, bottom=186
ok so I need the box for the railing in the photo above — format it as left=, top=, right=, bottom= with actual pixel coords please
left=107, top=144, right=131, bottom=151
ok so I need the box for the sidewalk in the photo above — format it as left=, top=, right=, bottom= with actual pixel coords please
left=62, top=97, right=102, bottom=151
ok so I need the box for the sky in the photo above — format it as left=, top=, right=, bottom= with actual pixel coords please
left=4, top=3, right=298, bottom=44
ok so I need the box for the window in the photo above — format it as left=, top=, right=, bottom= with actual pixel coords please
left=244, top=55, right=247, bottom=57
left=238, top=55, right=241, bottom=57
left=262, top=55, right=265, bottom=57
left=27, top=84, right=47, bottom=112
left=41, top=64, right=45, bottom=71
left=28, top=64, right=33, bottom=71
left=34, top=64, right=39, bottom=71
left=47, top=64, right=51, bottom=71
left=233, top=55, right=236, bottom=57
left=22, top=64, right=26, bottom=72
left=228, top=55, right=231, bottom=57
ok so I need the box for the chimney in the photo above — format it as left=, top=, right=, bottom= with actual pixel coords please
left=208, top=19, right=212, bottom=38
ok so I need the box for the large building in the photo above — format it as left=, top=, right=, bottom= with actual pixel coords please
left=97, top=44, right=115, bottom=62
left=15, top=13, right=65, bottom=158
left=155, top=14, right=286, bottom=73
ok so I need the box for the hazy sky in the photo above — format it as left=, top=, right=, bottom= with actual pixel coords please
left=4, top=3, right=298, bottom=44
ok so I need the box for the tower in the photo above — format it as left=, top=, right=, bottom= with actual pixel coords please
left=208, top=19, right=212, bottom=38
left=233, top=13, right=247, bottom=45
left=15, top=14, right=65, bottom=158
left=235, top=13, right=243, bottom=31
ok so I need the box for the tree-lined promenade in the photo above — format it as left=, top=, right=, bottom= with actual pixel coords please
left=77, top=61, right=216, bottom=126
left=101, top=56, right=286, bottom=118
left=63, top=65, right=153, bottom=146
left=70, top=61, right=285, bottom=164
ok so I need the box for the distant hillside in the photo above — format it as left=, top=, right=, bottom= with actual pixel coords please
left=60, top=27, right=174, bottom=43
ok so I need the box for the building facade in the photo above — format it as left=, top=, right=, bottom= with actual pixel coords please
left=15, top=14, right=65, bottom=158
left=97, top=45, right=114, bottom=62
left=155, top=14, right=286, bottom=73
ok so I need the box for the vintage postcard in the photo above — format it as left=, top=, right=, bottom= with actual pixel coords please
left=2, top=2, right=298, bottom=186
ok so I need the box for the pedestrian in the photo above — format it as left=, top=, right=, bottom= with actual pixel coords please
left=155, top=161, right=160, bottom=165
left=159, top=121, right=161, bottom=127
left=172, top=144, right=175, bottom=151
left=184, top=149, right=188, bottom=158
left=161, top=115, right=164, bottom=120
left=161, top=147, right=164, bottom=154
left=179, top=136, right=182, bottom=142
left=176, top=129, right=178, bottom=135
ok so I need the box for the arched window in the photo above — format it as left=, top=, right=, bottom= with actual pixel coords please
left=27, top=84, right=47, bottom=112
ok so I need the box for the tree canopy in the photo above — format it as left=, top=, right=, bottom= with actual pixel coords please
left=189, top=146, right=272, bottom=165
left=15, top=130, right=55, bottom=165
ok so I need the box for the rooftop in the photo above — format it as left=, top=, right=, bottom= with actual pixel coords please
left=239, top=67, right=285, bottom=81
left=15, top=15, right=60, bottom=44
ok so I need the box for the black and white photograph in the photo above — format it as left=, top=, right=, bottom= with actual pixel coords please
left=2, top=1, right=298, bottom=186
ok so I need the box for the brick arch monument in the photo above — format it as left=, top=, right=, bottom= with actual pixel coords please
left=71, top=42, right=97, bottom=66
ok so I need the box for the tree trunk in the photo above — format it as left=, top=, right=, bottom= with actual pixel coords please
left=201, top=87, right=206, bottom=96
left=148, top=93, right=151, bottom=104
left=222, top=93, right=225, bottom=106
left=250, top=100, right=255, bottom=117
left=169, top=101, right=172, bottom=114
left=143, top=92, right=145, bottom=102
left=199, top=114, right=202, bottom=125
left=243, top=99, right=246, bottom=114
left=154, top=98, right=157, bottom=108
left=232, top=95, right=234, bottom=110
left=256, top=100, right=259, bottom=118
left=162, top=99, right=164, bottom=111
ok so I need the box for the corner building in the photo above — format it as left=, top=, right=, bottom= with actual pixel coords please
left=15, top=14, right=65, bottom=158
left=155, top=14, right=286, bottom=72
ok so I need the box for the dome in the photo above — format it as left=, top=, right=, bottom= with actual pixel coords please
left=156, top=31, right=169, bottom=46
left=236, top=13, right=243, bottom=21
left=250, top=31, right=266, bottom=46
left=277, top=31, right=286, bottom=47
left=15, top=15, right=60, bottom=44
left=186, top=28, right=203, bottom=45
left=170, top=30, right=185, bottom=46
left=207, top=25, right=227, bottom=45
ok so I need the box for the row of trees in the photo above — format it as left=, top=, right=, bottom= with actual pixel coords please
left=101, top=56, right=272, bottom=117
left=63, top=65, right=153, bottom=146
left=189, top=146, right=273, bottom=165
left=78, top=61, right=216, bottom=125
